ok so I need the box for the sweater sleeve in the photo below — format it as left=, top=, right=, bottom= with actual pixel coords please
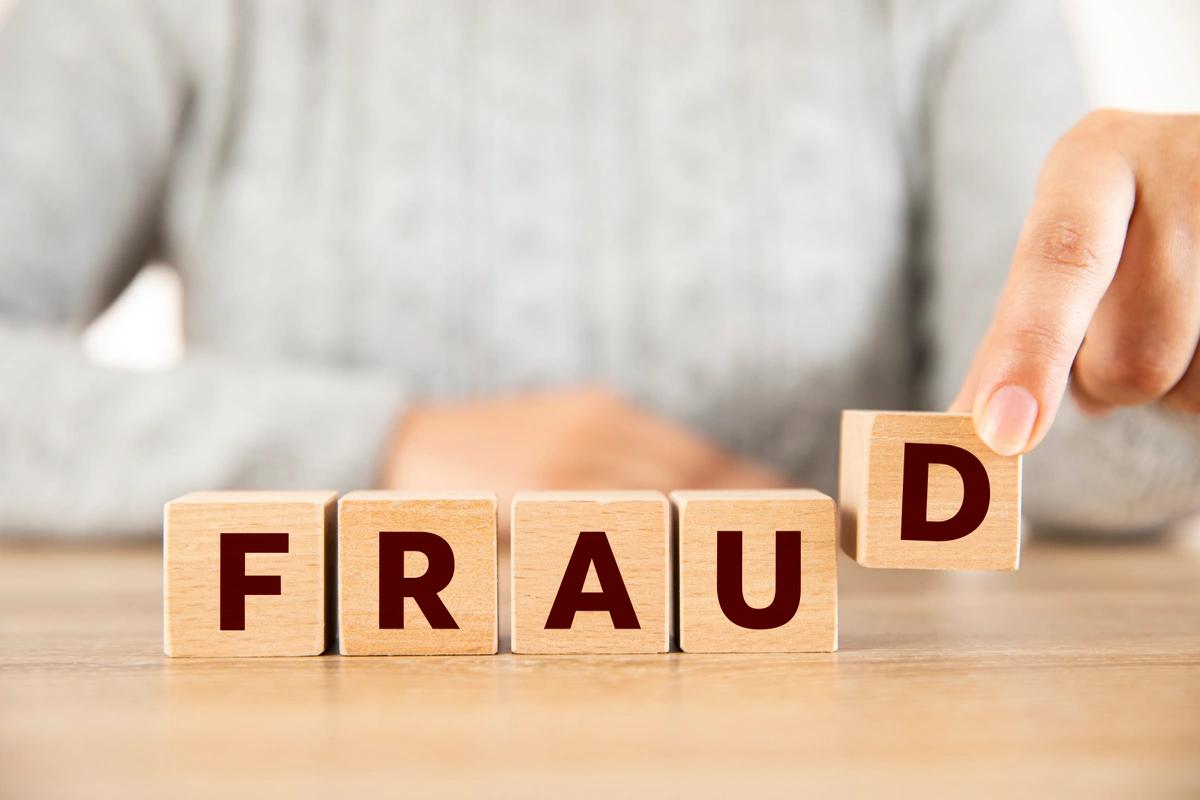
left=919, top=0, right=1200, bottom=534
left=0, top=0, right=402, bottom=538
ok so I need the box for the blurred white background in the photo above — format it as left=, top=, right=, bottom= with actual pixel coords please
left=0, top=0, right=1195, bottom=370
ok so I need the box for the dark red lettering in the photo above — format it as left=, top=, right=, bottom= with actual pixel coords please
left=379, top=531, right=458, bottom=629
left=900, top=442, right=991, bottom=542
left=545, top=531, right=639, bottom=630
left=716, top=530, right=803, bottom=629
left=219, top=532, right=289, bottom=631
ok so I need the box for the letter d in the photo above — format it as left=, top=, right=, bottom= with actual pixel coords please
left=900, top=442, right=990, bottom=542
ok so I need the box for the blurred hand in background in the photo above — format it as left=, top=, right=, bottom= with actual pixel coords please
left=385, top=387, right=786, bottom=532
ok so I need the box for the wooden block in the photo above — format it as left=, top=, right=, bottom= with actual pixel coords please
left=672, top=490, right=837, bottom=653
left=337, top=491, right=498, bottom=655
left=839, top=411, right=1022, bottom=570
left=510, top=491, right=670, bottom=654
left=163, top=491, right=335, bottom=657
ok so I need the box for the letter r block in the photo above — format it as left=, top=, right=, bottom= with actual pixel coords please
left=164, top=491, right=335, bottom=657
left=672, top=490, right=837, bottom=653
left=839, top=411, right=1021, bottom=570
left=510, top=491, right=670, bottom=654
left=337, top=491, right=498, bottom=655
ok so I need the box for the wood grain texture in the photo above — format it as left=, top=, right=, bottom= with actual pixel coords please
left=338, top=491, right=497, bottom=655
left=3, top=533, right=1198, bottom=797
left=510, top=491, right=670, bottom=654
left=163, top=490, right=335, bottom=657
left=840, top=411, right=1021, bottom=570
left=673, top=490, right=837, bottom=653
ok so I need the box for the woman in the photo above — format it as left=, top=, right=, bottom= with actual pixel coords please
left=1, top=0, right=1198, bottom=537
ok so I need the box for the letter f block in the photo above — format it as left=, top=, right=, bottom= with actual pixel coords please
left=337, top=492, right=498, bottom=655
left=673, top=490, right=838, bottom=653
left=164, top=491, right=335, bottom=657
left=839, top=411, right=1022, bottom=570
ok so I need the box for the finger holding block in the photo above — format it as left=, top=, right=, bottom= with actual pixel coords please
left=672, top=490, right=837, bottom=653
left=164, top=491, right=336, bottom=657
left=511, top=491, right=670, bottom=654
left=839, top=411, right=1021, bottom=571
left=337, top=491, right=498, bottom=655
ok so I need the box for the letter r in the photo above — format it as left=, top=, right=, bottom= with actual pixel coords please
left=379, top=531, right=459, bottom=629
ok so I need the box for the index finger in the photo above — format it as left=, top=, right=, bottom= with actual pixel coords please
left=955, top=123, right=1136, bottom=455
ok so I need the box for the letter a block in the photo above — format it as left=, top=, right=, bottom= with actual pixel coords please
left=337, top=491, right=498, bottom=655
left=839, top=411, right=1021, bottom=570
left=164, top=491, right=335, bottom=657
left=511, top=491, right=670, bottom=654
left=672, top=490, right=837, bottom=653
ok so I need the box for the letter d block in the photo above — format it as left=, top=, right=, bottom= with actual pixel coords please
left=511, top=491, right=670, bottom=654
left=673, top=490, right=837, bottom=653
left=839, top=411, right=1021, bottom=570
left=164, top=491, right=335, bottom=657
left=337, top=491, right=498, bottom=655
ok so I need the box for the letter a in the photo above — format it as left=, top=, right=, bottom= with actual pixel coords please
left=545, top=531, right=640, bottom=629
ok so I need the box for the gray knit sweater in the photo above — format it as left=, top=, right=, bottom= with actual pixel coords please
left=1, top=0, right=1198, bottom=538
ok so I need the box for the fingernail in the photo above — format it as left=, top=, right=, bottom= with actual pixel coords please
left=979, top=385, right=1038, bottom=456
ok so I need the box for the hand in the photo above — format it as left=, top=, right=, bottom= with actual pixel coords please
left=381, top=387, right=787, bottom=529
left=952, top=110, right=1200, bottom=455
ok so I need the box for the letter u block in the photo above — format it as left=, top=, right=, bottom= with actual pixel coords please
left=164, top=491, right=335, bottom=657
left=839, top=411, right=1021, bottom=570
left=511, top=491, right=670, bottom=654
left=338, top=491, right=498, bottom=655
left=673, top=490, right=837, bottom=653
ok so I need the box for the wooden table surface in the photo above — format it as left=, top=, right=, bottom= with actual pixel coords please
left=2, top=533, right=1198, bottom=799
